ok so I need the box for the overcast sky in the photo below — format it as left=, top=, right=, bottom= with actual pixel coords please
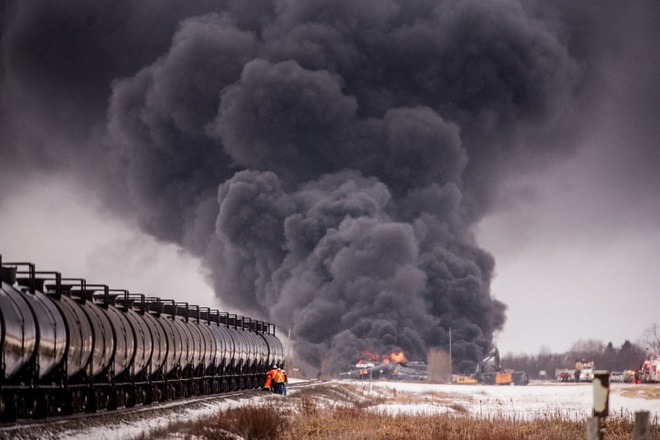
left=479, top=136, right=660, bottom=355
left=0, top=175, right=217, bottom=308
left=480, top=17, right=660, bottom=355
left=1, top=0, right=659, bottom=369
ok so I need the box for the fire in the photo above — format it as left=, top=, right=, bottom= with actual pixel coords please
left=361, top=349, right=407, bottom=364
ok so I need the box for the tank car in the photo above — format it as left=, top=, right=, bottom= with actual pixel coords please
left=0, top=257, right=285, bottom=422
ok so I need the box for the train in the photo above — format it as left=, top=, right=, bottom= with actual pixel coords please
left=0, top=256, right=285, bottom=422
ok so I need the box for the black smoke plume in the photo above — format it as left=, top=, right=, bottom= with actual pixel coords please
left=2, top=0, right=659, bottom=373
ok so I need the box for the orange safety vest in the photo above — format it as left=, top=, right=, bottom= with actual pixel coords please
left=273, top=369, right=285, bottom=383
left=264, top=369, right=276, bottom=388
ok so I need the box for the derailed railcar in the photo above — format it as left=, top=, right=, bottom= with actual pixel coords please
left=0, top=257, right=285, bottom=422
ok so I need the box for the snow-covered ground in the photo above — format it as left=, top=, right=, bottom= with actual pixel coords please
left=4, top=380, right=659, bottom=439
left=355, top=380, right=660, bottom=421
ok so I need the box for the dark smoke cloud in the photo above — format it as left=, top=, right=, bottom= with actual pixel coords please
left=2, top=0, right=658, bottom=373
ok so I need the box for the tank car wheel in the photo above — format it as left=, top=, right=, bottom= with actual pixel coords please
left=0, top=394, right=5, bottom=422
left=62, top=390, right=74, bottom=415
left=20, top=394, right=37, bottom=419
left=139, top=387, right=149, bottom=405
left=84, top=389, right=98, bottom=414
left=1, top=392, right=17, bottom=422
left=120, top=388, right=130, bottom=408
left=152, top=385, right=163, bottom=403
left=156, top=385, right=164, bottom=402
left=125, top=387, right=137, bottom=408
left=107, top=389, right=120, bottom=411
left=35, top=391, right=49, bottom=418
left=143, top=385, right=153, bottom=404
left=48, top=392, right=62, bottom=417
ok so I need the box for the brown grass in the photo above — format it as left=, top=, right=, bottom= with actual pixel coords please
left=617, top=384, right=660, bottom=400
left=143, top=383, right=660, bottom=440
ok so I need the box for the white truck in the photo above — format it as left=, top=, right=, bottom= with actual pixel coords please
left=576, top=360, right=595, bottom=382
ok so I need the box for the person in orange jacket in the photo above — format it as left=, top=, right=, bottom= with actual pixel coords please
left=281, top=369, right=288, bottom=395
left=273, top=367, right=287, bottom=395
left=263, top=365, right=277, bottom=391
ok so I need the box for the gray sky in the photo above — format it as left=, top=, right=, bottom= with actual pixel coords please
left=479, top=140, right=660, bottom=355
left=0, top=176, right=217, bottom=308
left=1, top=0, right=659, bottom=370
left=480, top=19, right=660, bottom=354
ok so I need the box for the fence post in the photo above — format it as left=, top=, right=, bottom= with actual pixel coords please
left=588, top=370, right=609, bottom=440
left=586, top=417, right=600, bottom=440
left=635, top=411, right=650, bottom=440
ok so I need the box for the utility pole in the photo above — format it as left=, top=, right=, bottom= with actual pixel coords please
left=449, top=327, right=452, bottom=376
left=287, top=328, right=292, bottom=373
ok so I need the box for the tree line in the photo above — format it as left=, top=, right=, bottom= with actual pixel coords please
left=500, top=323, right=660, bottom=380
left=501, top=323, right=660, bottom=379
left=501, top=339, right=646, bottom=380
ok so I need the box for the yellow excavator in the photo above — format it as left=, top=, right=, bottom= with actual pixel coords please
left=455, top=347, right=528, bottom=385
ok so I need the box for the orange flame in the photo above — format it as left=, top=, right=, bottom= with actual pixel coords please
left=361, top=349, right=407, bottom=364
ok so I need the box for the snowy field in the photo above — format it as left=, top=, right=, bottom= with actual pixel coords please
left=355, top=380, right=660, bottom=421
left=4, top=380, right=659, bottom=439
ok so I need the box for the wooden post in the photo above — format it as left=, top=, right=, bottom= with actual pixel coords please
left=635, top=411, right=650, bottom=440
left=591, top=370, right=610, bottom=440
left=586, top=417, right=600, bottom=440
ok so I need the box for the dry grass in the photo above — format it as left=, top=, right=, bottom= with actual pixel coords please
left=135, top=403, right=287, bottom=440
left=143, top=383, right=660, bottom=440
left=617, top=385, right=660, bottom=400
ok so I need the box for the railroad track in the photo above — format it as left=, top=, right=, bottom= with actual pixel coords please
left=0, top=380, right=318, bottom=439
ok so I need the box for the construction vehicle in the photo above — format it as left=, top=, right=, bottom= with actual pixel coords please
left=454, top=347, right=528, bottom=385
left=454, top=374, right=479, bottom=384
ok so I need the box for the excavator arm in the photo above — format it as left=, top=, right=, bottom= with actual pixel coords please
left=476, top=347, right=502, bottom=375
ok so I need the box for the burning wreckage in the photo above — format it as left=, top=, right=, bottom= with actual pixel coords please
left=338, top=348, right=529, bottom=385
left=340, top=360, right=429, bottom=381
left=339, top=351, right=429, bottom=381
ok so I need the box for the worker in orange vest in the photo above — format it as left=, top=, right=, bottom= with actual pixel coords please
left=281, top=369, right=288, bottom=395
left=273, top=366, right=287, bottom=395
left=263, top=365, right=277, bottom=391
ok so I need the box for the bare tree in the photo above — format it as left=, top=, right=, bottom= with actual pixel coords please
left=569, top=338, right=605, bottom=359
left=427, top=347, right=451, bottom=383
left=640, top=323, right=660, bottom=357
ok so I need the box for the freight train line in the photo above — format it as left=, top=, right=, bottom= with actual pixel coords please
left=0, top=257, right=287, bottom=423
